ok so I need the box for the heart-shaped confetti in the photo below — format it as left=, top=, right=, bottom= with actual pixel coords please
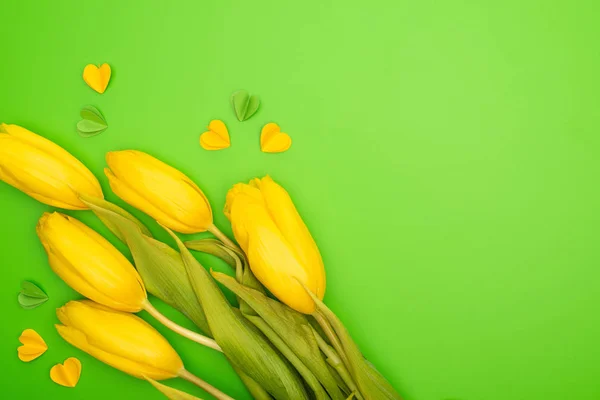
left=83, top=63, right=111, bottom=94
left=18, top=281, right=48, bottom=309
left=50, top=357, right=82, bottom=388
left=18, top=329, right=48, bottom=362
left=261, top=123, right=292, bottom=153
left=200, top=120, right=230, bottom=150
left=231, top=90, right=260, bottom=121
left=77, top=105, right=108, bottom=137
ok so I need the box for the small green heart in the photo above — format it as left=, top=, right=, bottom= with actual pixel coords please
left=77, top=105, right=108, bottom=137
left=18, top=281, right=48, bottom=309
left=231, top=90, right=260, bottom=121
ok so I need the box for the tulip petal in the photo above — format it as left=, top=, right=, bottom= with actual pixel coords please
left=224, top=183, right=264, bottom=221
left=0, top=124, right=101, bottom=189
left=0, top=125, right=103, bottom=209
left=56, top=301, right=183, bottom=380
left=0, top=158, right=89, bottom=210
left=104, top=168, right=199, bottom=233
left=256, top=176, right=326, bottom=299
left=36, top=212, right=146, bottom=312
left=1, top=125, right=101, bottom=189
left=229, top=194, right=317, bottom=314
left=105, top=151, right=213, bottom=233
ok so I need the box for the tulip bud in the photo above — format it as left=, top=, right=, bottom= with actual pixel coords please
left=224, top=176, right=326, bottom=314
left=0, top=123, right=103, bottom=209
left=56, top=301, right=184, bottom=380
left=104, top=150, right=213, bottom=234
left=36, top=212, right=147, bottom=312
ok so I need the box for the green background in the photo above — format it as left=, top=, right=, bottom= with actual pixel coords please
left=1, top=0, right=599, bottom=399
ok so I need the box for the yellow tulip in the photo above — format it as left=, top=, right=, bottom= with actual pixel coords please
left=104, top=150, right=213, bottom=234
left=36, top=212, right=147, bottom=312
left=56, top=300, right=183, bottom=380
left=224, top=176, right=326, bottom=314
left=0, top=123, right=103, bottom=209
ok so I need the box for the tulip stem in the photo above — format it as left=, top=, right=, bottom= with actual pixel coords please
left=314, top=311, right=351, bottom=371
left=142, top=300, right=222, bottom=352
left=179, top=369, right=236, bottom=400
left=312, top=327, right=364, bottom=400
left=208, top=224, right=242, bottom=253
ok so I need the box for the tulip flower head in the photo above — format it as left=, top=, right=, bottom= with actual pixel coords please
left=104, top=150, right=213, bottom=234
left=0, top=123, right=103, bottom=209
left=224, top=176, right=326, bottom=314
left=36, top=212, right=146, bottom=312
left=56, top=301, right=184, bottom=380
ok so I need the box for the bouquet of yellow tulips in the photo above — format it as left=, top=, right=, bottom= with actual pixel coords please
left=0, top=123, right=401, bottom=400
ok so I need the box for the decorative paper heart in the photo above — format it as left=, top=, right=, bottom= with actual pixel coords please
left=200, top=120, right=230, bottom=150
left=231, top=90, right=260, bottom=121
left=17, top=329, right=47, bottom=362
left=18, top=281, right=48, bottom=309
left=83, top=63, right=111, bottom=94
left=77, top=105, right=108, bottom=137
left=50, top=357, right=82, bottom=388
left=261, top=123, right=292, bottom=153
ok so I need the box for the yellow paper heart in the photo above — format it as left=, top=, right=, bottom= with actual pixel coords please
left=261, top=123, right=291, bottom=153
left=83, top=63, right=111, bottom=94
left=50, top=357, right=82, bottom=388
left=17, top=329, right=48, bottom=362
left=200, top=120, right=230, bottom=150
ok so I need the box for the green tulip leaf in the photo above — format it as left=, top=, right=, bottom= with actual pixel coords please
left=213, top=272, right=345, bottom=400
left=146, top=377, right=204, bottom=399
left=80, top=194, right=153, bottom=242
left=186, top=238, right=265, bottom=316
left=77, top=105, right=107, bottom=137
left=185, top=239, right=239, bottom=267
left=231, top=90, right=260, bottom=121
left=164, top=226, right=309, bottom=400
left=301, top=284, right=402, bottom=400
left=18, top=281, right=48, bottom=309
left=233, top=367, right=274, bottom=400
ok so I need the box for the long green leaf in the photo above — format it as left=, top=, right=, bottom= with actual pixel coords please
left=233, top=366, right=274, bottom=400
left=80, top=195, right=152, bottom=241
left=186, top=238, right=265, bottom=316
left=213, top=272, right=345, bottom=400
left=186, top=239, right=238, bottom=266
left=165, top=227, right=309, bottom=400
left=303, top=287, right=402, bottom=400
left=247, top=315, right=331, bottom=400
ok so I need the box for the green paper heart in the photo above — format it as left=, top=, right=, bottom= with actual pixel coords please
left=18, top=281, right=48, bottom=309
left=231, top=89, right=260, bottom=121
left=77, top=105, right=108, bottom=137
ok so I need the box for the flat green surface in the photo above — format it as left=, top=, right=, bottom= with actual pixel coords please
left=1, top=0, right=599, bottom=399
